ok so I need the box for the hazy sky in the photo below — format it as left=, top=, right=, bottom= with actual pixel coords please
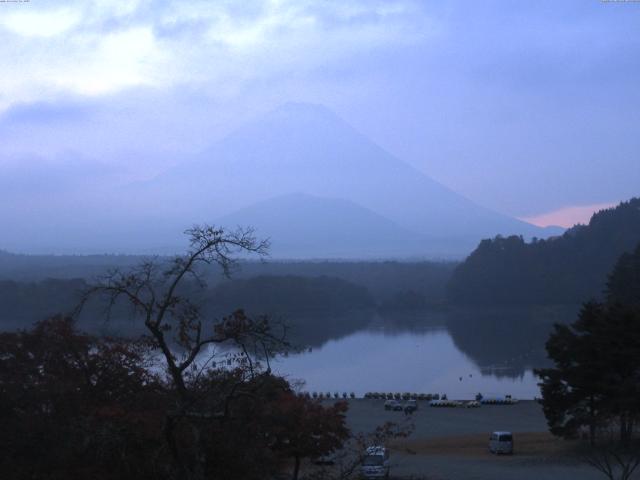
left=1, top=0, right=638, bottom=224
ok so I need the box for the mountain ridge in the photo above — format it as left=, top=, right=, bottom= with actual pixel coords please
left=142, top=102, right=561, bottom=256
left=0, top=102, right=564, bottom=256
left=216, top=192, right=433, bottom=259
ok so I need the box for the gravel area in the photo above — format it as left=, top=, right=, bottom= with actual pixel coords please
left=327, top=399, right=633, bottom=480
left=344, top=399, right=547, bottom=438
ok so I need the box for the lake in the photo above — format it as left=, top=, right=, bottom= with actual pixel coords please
left=258, top=306, right=579, bottom=400
left=272, top=325, right=542, bottom=399
left=194, top=306, right=577, bottom=400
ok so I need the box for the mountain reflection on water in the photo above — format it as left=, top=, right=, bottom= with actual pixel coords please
left=271, top=306, right=579, bottom=399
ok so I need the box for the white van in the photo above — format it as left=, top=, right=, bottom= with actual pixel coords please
left=489, top=431, right=514, bottom=454
left=361, top=446, right=390, bottom=479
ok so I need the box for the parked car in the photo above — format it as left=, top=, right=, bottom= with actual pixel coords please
left=489, top=431, right=514, bottom=454
left=384, top=399, right=398, bottom=411
left=361, top=446, right=390, bottom=479
left=403, top=399, right=417, bottom=413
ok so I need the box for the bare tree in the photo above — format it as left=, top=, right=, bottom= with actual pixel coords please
left=79, top=225, right=289, bottom=480
left=583, top=444, right=640, bottom=480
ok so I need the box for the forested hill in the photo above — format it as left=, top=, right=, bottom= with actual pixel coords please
left=447, top=198, right=640, bottom=305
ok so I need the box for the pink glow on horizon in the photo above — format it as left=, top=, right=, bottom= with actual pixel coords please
left=521, top=202, right=617, bottom=228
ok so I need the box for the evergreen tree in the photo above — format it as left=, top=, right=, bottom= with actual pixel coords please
left=536, top=245, right=640, bottom=445
left=536, top=302, right=609, bottom=444
left=606, top=243, right=640, bottom=308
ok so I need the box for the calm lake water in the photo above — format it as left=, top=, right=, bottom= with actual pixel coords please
left=271, top=326, right=541, bottom=400
left=199, top=306, right=576, bottom=400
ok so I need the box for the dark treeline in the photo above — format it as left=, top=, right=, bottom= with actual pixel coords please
left=0, top=260, right=455, bottom=343
left=0, top=250, right=142, bottom=281
left=447, top=198, right=640, bottom=305
left=228, top=261, right=456, bottom=302
left=0, top=275, right=373, bottom=337
left=208, top=276, right=376, bottom=349
left=209, top=275, right=373, bottom=315
left=0, top=272, right=445, bottom=350
left=0, top=252, right=456, bottom=302
left=0, top=276, right=379, bottom=353
left=0, top=278, right=87, bottom=330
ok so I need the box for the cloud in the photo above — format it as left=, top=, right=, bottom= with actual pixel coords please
left=0, top=7, right=81, bottom=37
left=1, top=0, right=637, bottom=224
left=52, top=27, right=165, bottom=95
left=0, top=0, right=430, bottom=110
left=0, top=100, right=92, bottom=124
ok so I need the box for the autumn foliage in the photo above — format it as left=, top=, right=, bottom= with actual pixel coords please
left=0, top=316, right=349, bottom=480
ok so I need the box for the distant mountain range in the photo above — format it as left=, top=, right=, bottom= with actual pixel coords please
left=1, top=102, right=562, bottom=257
left=217, top=193, right=428, bottom=259
left=136, top=102, right=561, bottom=258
